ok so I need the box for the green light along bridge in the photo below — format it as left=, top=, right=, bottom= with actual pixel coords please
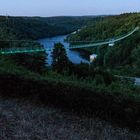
left=0, top=40, right=54, bottom=55
left=0, top=40, right=47, bottom=55
left=0, top=48, right=45, bottom=55
left=69, top=27, right=140, bottom=49
left=0, top=27, right=139, bottom=55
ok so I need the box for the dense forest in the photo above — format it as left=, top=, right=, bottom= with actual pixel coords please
left=68, top=13, right=140, bottom=76
left=0, top=15, right=99, bottom=71
left=68, top=13, right=140, bottom=41
left=0, top=14, right=140, bottom=132
left=0, top=16, right=100, bottom=39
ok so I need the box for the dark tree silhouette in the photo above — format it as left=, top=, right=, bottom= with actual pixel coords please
left=52, top=43, right=69, bottom=73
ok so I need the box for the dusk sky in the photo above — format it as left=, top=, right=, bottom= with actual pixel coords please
left=0, top=0, right=140, bottom=17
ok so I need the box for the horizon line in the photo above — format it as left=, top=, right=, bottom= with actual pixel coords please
left=0, top=12, right=139, bottom=18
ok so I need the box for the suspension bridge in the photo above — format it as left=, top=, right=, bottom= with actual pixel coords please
left=0, top=40, right=46, bottom=55
left=0, top=27, right=139, bottom=55
left=0, top=47, right=45, bottom=55
left=69, top=27, right=139, bottom=49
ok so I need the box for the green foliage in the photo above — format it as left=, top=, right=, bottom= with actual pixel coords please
left=131, top=46, right=140, bottom=76
left=68, top=13, right=140, bottom=76
left=68, top=13, right=140, bottom=42
left=70, top=63, right=91, bottom=78
left=94, top=74, right=104, bottom=85
left=0, top=16, right=98, bottom=40
left=52, top=43, right=70, bottom=73
left=0, top=50, right=140, bottom=130
left=0, top=15, right=140, bottom=131
left=0, top=63, right=140, bottom=130
left=0, top=41, right=46, bottom=73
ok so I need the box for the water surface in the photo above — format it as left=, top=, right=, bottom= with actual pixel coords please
left=38, top=35, right=89, bottom=65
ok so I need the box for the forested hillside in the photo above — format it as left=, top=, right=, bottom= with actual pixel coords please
left=0, top=16, right=99, bottom=40
left=68, top=13, right=140, bottom=76
left=0, top=16, right=98, bottom=71
left=68, top=13, right=140, bottom=41
left=0, top=14, right=140, bottom=132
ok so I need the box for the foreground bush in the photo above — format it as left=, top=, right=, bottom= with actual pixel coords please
left=0, top=66, right=140, bottom=131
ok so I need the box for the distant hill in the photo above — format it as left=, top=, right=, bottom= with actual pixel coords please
left=68, top=13, right=140, bottom=42
left=0, top=16, right=101, bottom=40
left=68, top=13, right=140, bottom=76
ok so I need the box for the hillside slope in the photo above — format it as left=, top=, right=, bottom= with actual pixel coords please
left=0, top=14, right=140, bottom=134
left=0, top=16, right=99, bottom=39
left=0, top=97, right=139, bottom=140
left=68, top=13, right=140, bottom=76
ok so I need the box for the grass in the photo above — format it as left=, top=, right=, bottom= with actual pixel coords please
left=0, top=97, right=140, bottom=140
left=0, top=56, right=140, bottom=131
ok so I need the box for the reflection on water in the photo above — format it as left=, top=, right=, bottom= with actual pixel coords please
left=38, top=35, right=89, bottom=65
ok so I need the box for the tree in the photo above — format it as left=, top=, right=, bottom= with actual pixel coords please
left=52, top=43, right=69, bottom=73
left=10, top=42, right=46, bottom=73
left=131, top=46, right=140, bottom=76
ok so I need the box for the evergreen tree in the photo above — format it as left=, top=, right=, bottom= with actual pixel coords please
left=52, top=43, right=69, bottom=73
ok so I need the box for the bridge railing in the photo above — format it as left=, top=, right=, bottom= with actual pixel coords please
left=0, top=46, right=45, bottom=54
left=0, top=39, right=46, bottom=54
left=69, top=27, right=139, bottom=49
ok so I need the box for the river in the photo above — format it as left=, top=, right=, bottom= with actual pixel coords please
left=38, top=35, right=89, bottom=65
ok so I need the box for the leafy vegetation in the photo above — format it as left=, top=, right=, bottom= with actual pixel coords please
left=0, top=57, right=140, bottom=130
left=0, top=16, right=99, bottom=39
left=0, top=14, right=140, bottom=131
left=68, top=13, right=140, bottom=76
left=52, top=43, right=71, bottom=73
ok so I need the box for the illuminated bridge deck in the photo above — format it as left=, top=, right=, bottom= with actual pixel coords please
left=69, top=27, right=139, bottom=49
left=0, top=48, right=45, bottom=55
left=0, top=27, right=139, bottom=55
